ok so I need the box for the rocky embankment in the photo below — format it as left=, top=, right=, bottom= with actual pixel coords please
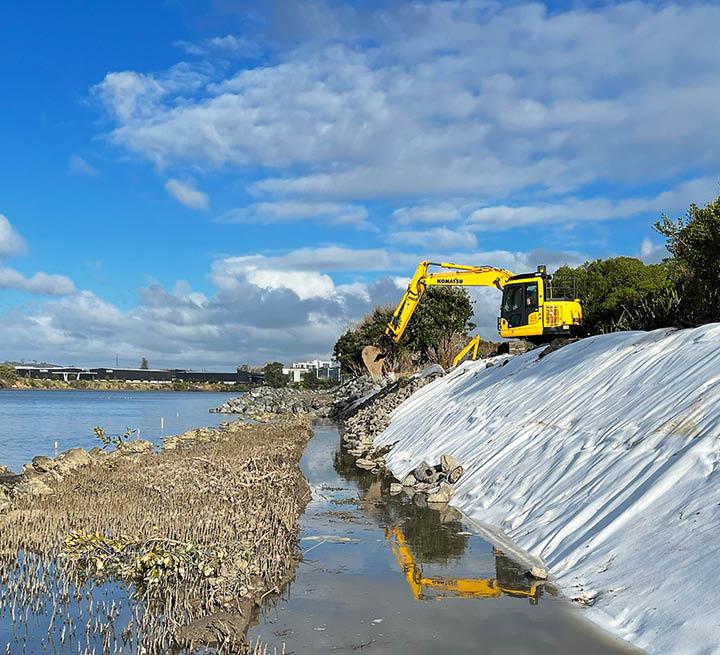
left=0, top=417, right=313, bottom=654
left=338, top=366, right=467, bottom=504
left=212, top=376, right=382, bottom=418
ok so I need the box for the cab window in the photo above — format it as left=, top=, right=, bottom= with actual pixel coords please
left=503, top=286, right=523, bottom=313
left=525, top=282, right=538, bottom=310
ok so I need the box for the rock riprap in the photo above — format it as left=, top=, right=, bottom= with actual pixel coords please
left=212, top=375, right=382, bottom=418
left=339, top=366, right=466, bottom=504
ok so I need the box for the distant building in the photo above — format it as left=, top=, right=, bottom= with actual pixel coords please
left=282, top=359, right=341, bottom=384
left=13, top=365, right=263, bottom=385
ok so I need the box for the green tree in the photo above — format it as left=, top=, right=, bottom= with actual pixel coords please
left=0, top=363, right=18, bottom=386
left=263, top=361, right=288, bottom=388
left=140, top=357, right=149, bottom=370
left=404, top=287, right=476, bottom=365
left=333, top=305, right=396, bottom=376
left=654, top=194, right=720, bottom=324
left=333, top=287, right=476, bottom=373
left=302, top=370, right=320, bottom=390
left=552, top=257, right=673, bottom=334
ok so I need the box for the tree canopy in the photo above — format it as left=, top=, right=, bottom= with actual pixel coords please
left=552, top=257, right=674, bottom=334
left=262, top=361, right=288, bottom=388
left=333, top=286, right=476, bottom=373
left=654, top=195, right=720, bottom=325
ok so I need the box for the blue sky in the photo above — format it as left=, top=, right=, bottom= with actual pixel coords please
left=1, top=0, right=719, bottom=368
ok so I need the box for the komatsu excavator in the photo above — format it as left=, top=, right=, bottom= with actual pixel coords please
left=363, top=261, right=582, bottom=376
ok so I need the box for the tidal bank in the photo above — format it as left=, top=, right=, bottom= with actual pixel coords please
left=0, top=416, right=312, bottom=653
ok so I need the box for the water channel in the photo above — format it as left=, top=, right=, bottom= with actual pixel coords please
left=0, top=394, right=642, bottom=654
left=249, top=423, right=641, bottom=654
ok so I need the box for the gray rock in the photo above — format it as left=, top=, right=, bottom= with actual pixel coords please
left=427, top=482, right=453, bottom=504
left=55, top=448, right=92, bottom=473
left=389, top=483, right=403, bottom=495
left=355, top=459, right=376, bottom=471
left=12, top=473, right=54, bottom=497
left=116, top=440, right=154, bottom=456
left=401, top=474, right=416, bottom=487
left=413, top=461, right=437, bottom=483
left=31, top=455, right=57, bottom=473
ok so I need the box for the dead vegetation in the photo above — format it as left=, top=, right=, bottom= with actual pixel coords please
left=0, top=417, right=312, bottom=654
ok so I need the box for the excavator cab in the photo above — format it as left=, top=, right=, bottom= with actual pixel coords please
left=498, top=266, right=582, bottom=342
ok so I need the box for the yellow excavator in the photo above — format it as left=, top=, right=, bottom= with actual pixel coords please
left=363, top=261, right=582, bottom=374
left=386, top=526, right=542, bottom=603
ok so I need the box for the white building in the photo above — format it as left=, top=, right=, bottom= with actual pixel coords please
left=282, top=359, right=341, bottom=384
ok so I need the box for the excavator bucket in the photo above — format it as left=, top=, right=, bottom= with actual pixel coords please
left=362, top=345, right=386, bottom=380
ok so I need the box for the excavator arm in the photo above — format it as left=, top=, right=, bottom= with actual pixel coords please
left=385, top=261, right=514, bottom=343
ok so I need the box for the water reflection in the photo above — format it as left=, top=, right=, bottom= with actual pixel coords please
left=333, top=433, right=543, bottom=603
left=386, top=526, right=542, bottom=603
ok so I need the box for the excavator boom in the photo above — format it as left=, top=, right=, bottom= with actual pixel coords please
left=386, top=261, right=513, bottom=343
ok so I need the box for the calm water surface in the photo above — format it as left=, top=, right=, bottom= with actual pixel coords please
left=0, top=389, right=236, bottom=471
left=248, top=425, right=641, bottom=654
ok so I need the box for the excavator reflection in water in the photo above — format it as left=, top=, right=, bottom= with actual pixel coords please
left=334, top=442, right=544, bottom=605
left=386, top=525, right=543, bottom=604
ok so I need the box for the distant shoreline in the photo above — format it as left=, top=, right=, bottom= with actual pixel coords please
left=1, top=380, right=250, bottom=393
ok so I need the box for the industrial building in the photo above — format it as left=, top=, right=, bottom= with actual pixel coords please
left=13, top=366, right=263, bottom=385
left=282, top=360, right=341, bottom=384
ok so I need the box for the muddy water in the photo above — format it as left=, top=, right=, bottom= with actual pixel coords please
left=248, top=424, right=640, bottom=654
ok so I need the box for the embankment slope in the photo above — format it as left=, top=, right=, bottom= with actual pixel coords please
left=375, top=325, right=720, bottom=654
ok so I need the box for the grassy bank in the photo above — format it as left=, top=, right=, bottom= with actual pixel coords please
left=0, top=416, right=312, bottom=654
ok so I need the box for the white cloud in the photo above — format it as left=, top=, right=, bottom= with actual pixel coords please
left=392, top=203, right=463, bottom=225
left=218, top=201, right=370, bottom=228
left=0, top=268, right=76, bottom=295
left=0, top=214, right=26, bottom=258
left=93, top=2, right=720, bottom=208
left=638, top=238, right=668, bottom=265
left=466, top=177, right=720, bottom=231
left=388, top=227, right=477, bottom=250
left=0, top=242, right=586, bottom=366
left=68, top=155, right=98, bottom=176
left=165, top=179, right=209, bottom=210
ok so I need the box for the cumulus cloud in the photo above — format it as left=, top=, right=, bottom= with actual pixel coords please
left=217, top=201, right=370, bottom=228
left=0, top=242, right=582, bottom=366
left=0, top=251, right=407, bottom=366
left=93, top=1, right=720, bottom=214
left=165, top=179, right=209, bottom=210
left=0, top=269, right=76, bottom=296
left=0, top=214, right=26, bottom=258
left=638, top=238, right=668, bottom=264
left=388, top=227, right=478, bottom=250
left=0, top=214, right=76, bottom=296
